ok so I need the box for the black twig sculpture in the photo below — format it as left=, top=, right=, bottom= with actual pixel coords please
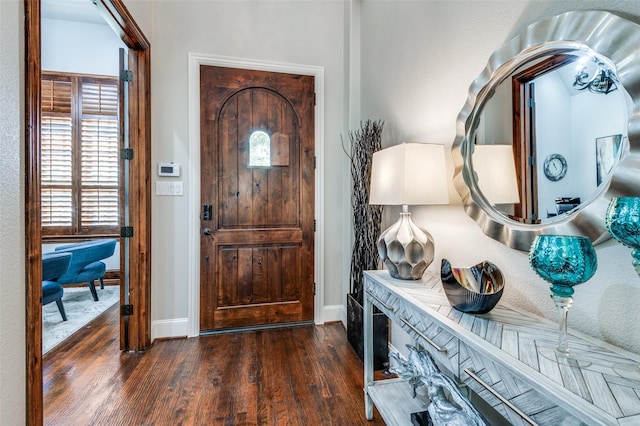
left=342, top=119, right=384, bottom=304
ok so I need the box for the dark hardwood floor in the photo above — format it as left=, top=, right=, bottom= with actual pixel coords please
left=44, top=305, right=386, bottom=425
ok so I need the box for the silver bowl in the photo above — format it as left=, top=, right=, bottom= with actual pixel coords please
left=440, top=258, right=505, bottom=314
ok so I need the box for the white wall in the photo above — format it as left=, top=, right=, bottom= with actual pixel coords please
left=571, top=89, right=629, bottom=193
left=360, top=0, right=640, bottom=356
left=535, top=70, right=573, bottom=216
left=42, top=17, right=124, bottom=75
left=147, top=1, right=348, bottom=329
left=477, top=78, right=512, bottom=147
left=0, top=0, right=25, bottom=423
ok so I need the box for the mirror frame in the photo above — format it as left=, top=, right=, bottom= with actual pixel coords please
left=452, top=10, right=640, bottom=251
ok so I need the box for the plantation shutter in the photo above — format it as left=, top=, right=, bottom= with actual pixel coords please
left=41, top=72, right=120, bottom=236
left=80, top=79, right=119, bottom=230
left=41, top=77, right=73, bottom=228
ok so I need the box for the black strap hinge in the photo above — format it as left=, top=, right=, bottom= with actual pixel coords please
left=121, top=304, right=134, bottom=316
left=121, top=226, right=134, bottom=238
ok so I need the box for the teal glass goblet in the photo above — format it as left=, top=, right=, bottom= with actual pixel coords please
left=606, top=197, right=640, bottom=277
left=529, top=235, right=597, bottom=358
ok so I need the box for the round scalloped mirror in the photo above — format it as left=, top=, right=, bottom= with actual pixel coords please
left=452, top=10, right=640, bottom=251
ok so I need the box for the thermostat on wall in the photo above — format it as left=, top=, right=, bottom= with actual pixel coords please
left=158, top=162, right=180, bottom=177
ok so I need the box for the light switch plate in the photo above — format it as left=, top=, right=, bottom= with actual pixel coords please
left=156, top=181, right=183, bottom=196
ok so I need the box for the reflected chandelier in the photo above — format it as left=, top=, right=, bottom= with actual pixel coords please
left=573, top=58, right=619, bottom=95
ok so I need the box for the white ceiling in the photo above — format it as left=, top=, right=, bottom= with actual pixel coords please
left=41, top=0, right=107, bottom=25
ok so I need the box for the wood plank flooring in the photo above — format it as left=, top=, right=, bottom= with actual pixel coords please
left=43, top=305, right=385, bottom=425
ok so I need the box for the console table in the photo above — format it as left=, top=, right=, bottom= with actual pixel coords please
left=363, top=270, right=640, bottom=426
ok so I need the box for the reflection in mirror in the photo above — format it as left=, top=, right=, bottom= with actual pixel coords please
left=474, top=52, right=630, bottom=224
left=574, top=57, right=619, bottom=94
left=452, top=10, right=640, bottom=251
left=249, top=130, right=271, bottom=167
left=472, top=145, right=520, bottom=216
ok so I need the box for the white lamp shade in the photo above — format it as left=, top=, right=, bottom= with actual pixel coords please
left=369, top=143, right=449, bottom=205
left=472, top=144, right=520, bottom=204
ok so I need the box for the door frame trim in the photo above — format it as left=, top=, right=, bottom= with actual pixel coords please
left=187, top=53, right=325, bottom=336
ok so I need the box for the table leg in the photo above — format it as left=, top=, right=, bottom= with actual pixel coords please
left=364, top=290, right=374, bottom=420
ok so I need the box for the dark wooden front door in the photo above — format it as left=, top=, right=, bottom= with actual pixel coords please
left=199, top=66, right=315, bottom=331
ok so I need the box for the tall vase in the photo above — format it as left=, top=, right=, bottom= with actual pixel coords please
left=344, top=120, right=387, bottom=368
left=606, top=197, right=640, bottom=278
left=529, top=235, right=597, bottom=358
left=605, top=197, right=640, bottom=376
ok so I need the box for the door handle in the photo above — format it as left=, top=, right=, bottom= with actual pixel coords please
left=203, top=227, right=212, bottom=235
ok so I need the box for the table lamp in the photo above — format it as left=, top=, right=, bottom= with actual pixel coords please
left=369, top=143, right=449, bottom=280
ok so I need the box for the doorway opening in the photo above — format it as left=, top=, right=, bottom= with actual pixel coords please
left=40, top=1, right=125, bottom=355
left=25, top=0, right=151, bottom=424
left=512, top=54, right=576, bottom=222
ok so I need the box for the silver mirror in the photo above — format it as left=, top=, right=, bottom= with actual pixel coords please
left=452, top=10, right=640, bottom=251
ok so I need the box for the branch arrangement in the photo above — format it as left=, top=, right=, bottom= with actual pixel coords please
left=342, top=119, right=384, bottom=304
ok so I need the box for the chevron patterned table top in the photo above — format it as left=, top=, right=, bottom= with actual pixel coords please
left=365, top=270, right=640, bottom=426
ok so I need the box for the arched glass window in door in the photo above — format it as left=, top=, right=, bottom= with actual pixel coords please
left=249, top=130, right=271, bottom=167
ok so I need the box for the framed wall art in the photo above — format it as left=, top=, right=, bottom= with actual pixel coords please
left=596, top=134, right=622, bottom=186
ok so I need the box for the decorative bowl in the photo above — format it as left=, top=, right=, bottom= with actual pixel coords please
left=440, top=258, right=505, bottom=314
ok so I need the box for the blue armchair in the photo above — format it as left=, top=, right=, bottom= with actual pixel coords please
left=42, top=252, right=73, bottom=321
left=54, top=239, right=117, bottom=301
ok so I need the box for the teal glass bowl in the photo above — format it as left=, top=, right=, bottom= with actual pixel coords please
left=606, top=197, right=640, bottom=276
left=606, top=197, right=640, bottom=248
left=528, top=235, right=597, bottom=297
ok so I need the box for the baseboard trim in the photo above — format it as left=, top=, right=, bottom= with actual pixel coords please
left=151, top=318, right=189, bottom=341
left=153, top=304, right=345, bottom=341
left=323, top=304, right=343, bottom=324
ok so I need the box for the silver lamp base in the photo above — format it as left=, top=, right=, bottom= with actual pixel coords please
left=377, top=209, right=435, bottom=280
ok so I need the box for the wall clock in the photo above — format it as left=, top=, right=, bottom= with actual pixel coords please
left=543, top=153, right=567, bottom=181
